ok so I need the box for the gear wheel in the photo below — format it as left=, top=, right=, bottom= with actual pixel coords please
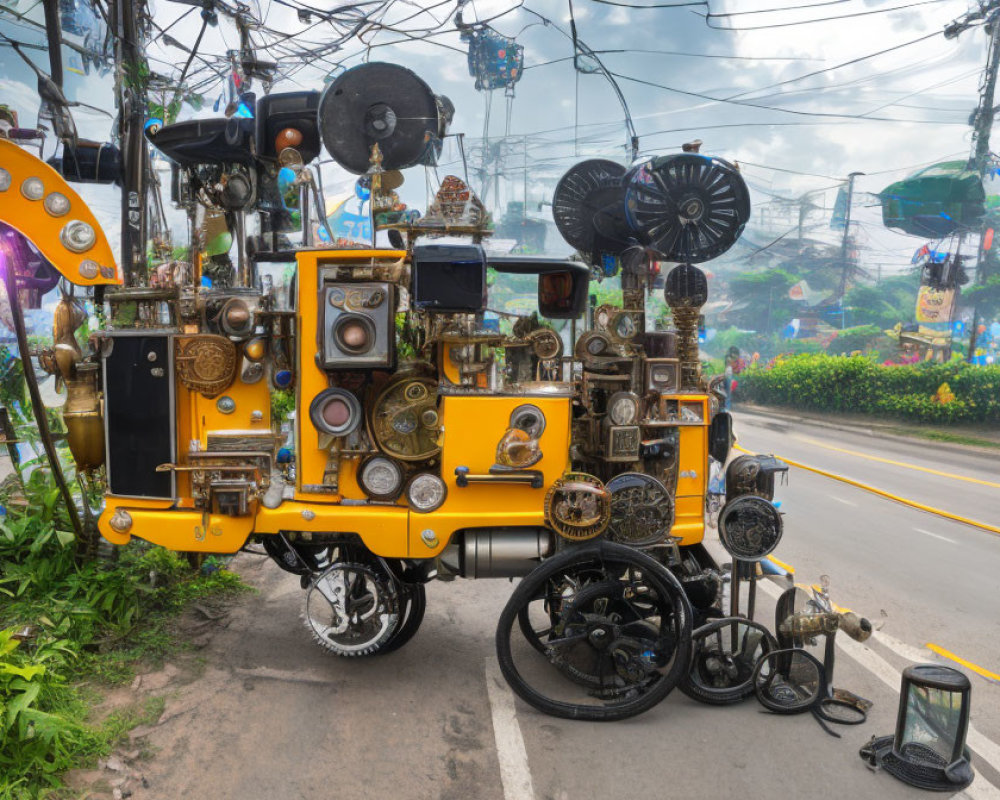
left=302, top=562, right=401, bottom=657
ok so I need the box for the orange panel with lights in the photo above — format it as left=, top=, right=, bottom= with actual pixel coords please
left=0, top=139, right=119, bottom=286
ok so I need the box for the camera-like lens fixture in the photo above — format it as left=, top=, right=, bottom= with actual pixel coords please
left=333, top=313, right=376, bottom=355
left=406, top=473, right=447, bottom=513
left=309, top=388, right=362, bottom=437
left=359, top=456, right=404, bottom=501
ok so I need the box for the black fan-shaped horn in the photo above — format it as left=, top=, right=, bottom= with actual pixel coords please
left=552, top=159, right=630, bottom=256
left=318, top=62, right=451, bottom=174
left=624, top=154, right=750, bottom=263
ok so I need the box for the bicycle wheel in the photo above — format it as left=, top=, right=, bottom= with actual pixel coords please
left=496, top=541, right=693, bottom=722
left=680, top=617, right=777, bottom=706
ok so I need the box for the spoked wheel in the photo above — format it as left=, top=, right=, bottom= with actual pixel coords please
left=496, top=541, right=693, bottom=721
left=516, top=566, right=608, bottom=655
left=679, top=617, right=777, bottom=705
left=302, top=561, right=401, bottom=657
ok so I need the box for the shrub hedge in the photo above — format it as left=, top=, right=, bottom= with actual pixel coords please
left=736, top=354, right=1000, bottom=424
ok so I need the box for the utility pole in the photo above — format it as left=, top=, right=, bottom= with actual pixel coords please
left=948, top=1, right=1000, bottom=361
left=838, top=171, right=863, bottom=327
left=112, top=0, right=149, bottom=286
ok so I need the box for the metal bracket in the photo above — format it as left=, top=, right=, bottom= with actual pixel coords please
left=454, top=465, right=544, bottom=489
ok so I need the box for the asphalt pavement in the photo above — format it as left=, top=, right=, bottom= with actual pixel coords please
left=732, top=411, right=1000, bottom=767
left=116, top=411, right=1000, bottom=800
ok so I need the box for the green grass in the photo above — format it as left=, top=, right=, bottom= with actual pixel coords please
left=0, top=478, right=250, bottom=800
left=882, top=426, right=1000, bottom=450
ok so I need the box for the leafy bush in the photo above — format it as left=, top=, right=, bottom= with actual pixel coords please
left=0, top=466, right=246, bottom=797
left=737, top=354, right=1000, bottom=424
left=828, top=324, right=882, bottom=355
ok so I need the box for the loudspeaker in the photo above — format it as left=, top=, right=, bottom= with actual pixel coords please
left=256, top=91, right=321, bottom=163
left=320, top=282, right=395, bottom=370
left=147, top=118, right=254, bottom=166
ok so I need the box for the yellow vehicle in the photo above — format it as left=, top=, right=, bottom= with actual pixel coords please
left=0, top=63, right=787, bottom=721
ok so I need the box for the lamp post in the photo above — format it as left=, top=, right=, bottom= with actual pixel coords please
left=838, top=171, right=864, bottom=329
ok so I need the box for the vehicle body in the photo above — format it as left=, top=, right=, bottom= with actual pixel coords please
left=0, top=64, right=786, bottom=719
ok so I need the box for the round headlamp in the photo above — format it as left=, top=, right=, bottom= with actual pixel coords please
left=60, top=220, right=97, bottom=253
left=359, top=456, right=404, bottom=501
left=718, top=495, right=783, bottom=561
left=406, top=473, right=447, bottom=513
left=608, top=391, right=639, bottom=426
left=0, top=168, right=11, bottom=192
left=309, top=388, right=362, bottom=437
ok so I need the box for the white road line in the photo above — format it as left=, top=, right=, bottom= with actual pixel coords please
left=915, top=527, right=957, bottom=544
left=831, top=496, right=857, bottom=507
left=758, top=580, right=1000, bottom=797
left=484, top=658, right=535, bottom=800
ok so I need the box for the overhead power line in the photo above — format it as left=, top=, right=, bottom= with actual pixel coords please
left=724, top=31, right=944, bottom=101
left=609, top=69, right=970, bottom=125
left=703, top=0, right=953, bottom=30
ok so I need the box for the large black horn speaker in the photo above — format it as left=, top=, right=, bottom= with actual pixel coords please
left=552, top=158, right=635, bottom=268
left=318, top=62, right=452, bottom=174
left=624, top=154, right=750, bottom=263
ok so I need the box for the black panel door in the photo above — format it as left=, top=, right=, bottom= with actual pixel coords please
left=105, top=336, right=174, bottom=497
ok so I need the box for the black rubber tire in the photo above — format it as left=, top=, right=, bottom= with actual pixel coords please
left=679, top=617, right=777, bottom=706
left=378, top=583, right=426, bottom=655
left=495, top=541, right=693, bottom=722
left=517, top=598, right=553, bottom=655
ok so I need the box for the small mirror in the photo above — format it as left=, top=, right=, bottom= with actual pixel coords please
left=709, top=411, right=733, bottom=463
left=538, top=269, right=587, bottom=319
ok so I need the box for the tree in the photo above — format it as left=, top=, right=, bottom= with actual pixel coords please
left=726, top=268, right=798, bottom=333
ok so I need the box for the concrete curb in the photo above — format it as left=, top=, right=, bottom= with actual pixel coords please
left=734, top=404, right=1000, bottom=458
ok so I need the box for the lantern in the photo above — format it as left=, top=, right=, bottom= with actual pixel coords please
left=861, top=664, right=974, bottom=791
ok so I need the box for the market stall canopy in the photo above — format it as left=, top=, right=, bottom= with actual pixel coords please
left=879, top=161, right=985, bottom=239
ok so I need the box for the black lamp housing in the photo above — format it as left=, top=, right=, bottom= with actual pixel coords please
left=861, top=664, right=974, bottom=791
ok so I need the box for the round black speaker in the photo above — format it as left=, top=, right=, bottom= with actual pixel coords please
left=318, top=62, right=450, bottom=174
left=664, top=263, right=708, bottom=308
left=552, top=159, right=628, bottom=254
left=624, top=153, right=750, bottom=263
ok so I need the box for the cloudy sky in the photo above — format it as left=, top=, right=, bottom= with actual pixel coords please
left=0, top=0, right=990, bottom=272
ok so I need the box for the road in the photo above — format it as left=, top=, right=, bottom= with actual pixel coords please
left=732, top=412, right=1000, bottom=749
left=102, top=412, right=1000, bottom=800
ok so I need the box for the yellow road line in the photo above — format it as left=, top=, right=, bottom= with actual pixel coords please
left=794, top=435, right=1000, bottom=489
left=926, top=643, right=1000, bottom=683
left=766, top=555, right=796, bottom=574
left=734, top=444, right=1000, bottom=537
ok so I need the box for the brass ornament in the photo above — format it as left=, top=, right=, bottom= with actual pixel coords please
left=606, top=472, right=674, bottom=547
left=495, top=427, right=542, bottom=468
left=528, top=328, right=563, bottom=361
left=62, top=365, right=104, bottom=471
left=176, top=335, right=238, bottom=397
left=370, top=376, right=441, bottom=461
left=544, top=472, right=611, bottom=541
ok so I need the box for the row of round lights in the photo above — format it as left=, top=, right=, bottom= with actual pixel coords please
left=310, top=388, right=447, bottom=513
left=0, top=168, right=100, bottom=277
